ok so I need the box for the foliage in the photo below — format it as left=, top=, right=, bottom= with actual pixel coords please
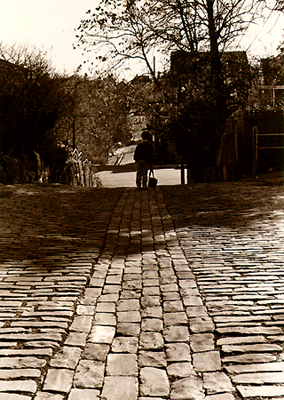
left=76, top=0, right=265, bottom=181
left=0, top=44, right=69, bottom=175
left=55, top=74, right=132, bottom=165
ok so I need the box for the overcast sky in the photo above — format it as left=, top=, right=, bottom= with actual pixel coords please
left=0, top=0, right=283, bottom=77
left=0, top=0, right=97, bottom=74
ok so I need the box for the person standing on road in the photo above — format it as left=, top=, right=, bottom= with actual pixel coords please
left=134, top=130, right=153, bottom=189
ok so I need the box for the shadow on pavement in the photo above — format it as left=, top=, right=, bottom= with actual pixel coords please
left=1, top=182, right=284, bottom=265
left=161, top=182, right=284, bottom=230
left=0, top=184, right=124, bottom=263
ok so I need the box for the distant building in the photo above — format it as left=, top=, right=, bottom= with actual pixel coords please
left=170, top=50, right=251, bottom=111
left=259, top=49, right=284, bottom=109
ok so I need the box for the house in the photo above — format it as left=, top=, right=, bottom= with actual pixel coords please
left=258, top=49, right=284, bottom=109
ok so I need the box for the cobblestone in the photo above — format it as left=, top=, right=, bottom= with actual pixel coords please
left=1, top=182, right=284, bottom=399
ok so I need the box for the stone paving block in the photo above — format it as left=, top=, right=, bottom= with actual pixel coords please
left=142, top=270, right=159, bottom=279
left=140, top=367, right=169, bottom=397
left=232, top=371, right=284, bottom=384
left=88, top=325, right=115, bottom=344
left=142, top=287, right=160, bottom=296
left=223, top=353, right=277, bottom=364
left=225, top=361, right=284, bottom=374
left=106, top=353, right=138, bottom=375
left=175, top=271, right=195, bottom=280
left=141, top=306, right=162, bottom=319
left=89, top=278, right=105, bottom=287
left=0, top=369, right=41, bottom=379
left=116, top=322, right=140, bottom=336
left=180, top=287, right=200, bottom=297
left=50, top=346, right=82, bottom=369
left=160, top=283, right=179, bottom=292
left=82, top=343, right=110, bottom=361
left=106, top=274, right=122, bottom=284
left=170, top=376, right=204, bottom=400
left=166, top=343, right=191, bottom=362
left=94, top=312, right=116, bottom=326
left=269, top=335, right=284, bottom=342
left=0, top=357, right=46, bottom=369
left=111, top=336, right=138, bottom=353
left=74, top=360, right=104, bottom=388
left=117, top=311, right=141, bottom=323
left=100, top=293, right=120, bottom=302
left=0, top=379, right=37, bottom=394
left=120, top=290, right=141, bottom=300
left=204, top=395, right=235, bottom=400
left=163, top=300, right=184, bottom=312
left=95, top=302, right=116, bottom=313
left=43, top=369, right=73, bottom=393
left=183, top=296, right=204, bottom=307
left=0, top=348, right=53, bottom=357
left=217, top=326, right=283, bottom=335
left=65, top=332, right=88, bottom=347
left=138, top=351, right=167, bottom=367
left=139, top=398, right=165, bottom=400
left=34, top=394, right=64, bottom=400
left=11, top=320, right=69, bottom=329
left=167, top=362, right=194, bottom=378
left=163, top=325, right=190, bottom=342
left=24, top=341, right=59, bottom=349
left=0, top=394, right=32, bottom=400
left=189, top=316, right=215, bottom=333
left=101, top=376, right=138, bottom=400
left=191, top=333, right=215, bottom=352
left=193, top=351, right=221, bottom=372
left=203, top=372, right=234, bottom=394
left=68, top=388, right=100, bottom=400
left=0, top=333, right=63, bottom=342
left=117, top=299, right=140, bottom=312
left=216, top=335, right=266, bottom=345
left=80, top=288, right=101, bottom=305
left=186, top=305, right=208, bottom=318
left=213, top=315, right=271, bottom=324
left=163, top=312, right=187, bottom=326
left=141, top=296, right=160, bottom=308
left=103, top=284, right=121, bottom=293
left=222, top=343, right=282, bottom=353
left=163, top=292, right=180, bottom=301
left=22, top=310, right=73, bottom=318
left=140, top=332, right=164, bottom=350
left=237, top=385, right=284, bottom=398
left=160, top=275, right=177, bottom=285
left=141, top=318, right=163, bottom=332
left=69, top=315, right=93, bottom=332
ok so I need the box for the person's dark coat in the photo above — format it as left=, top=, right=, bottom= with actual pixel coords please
left=134, top=141, right=153, bottom=165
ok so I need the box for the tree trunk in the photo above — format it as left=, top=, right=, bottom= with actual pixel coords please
left=206, top=0, right=227, bottom=170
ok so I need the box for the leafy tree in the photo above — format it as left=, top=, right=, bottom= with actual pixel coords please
left=0, top=44, right=69, bottom=181
left=76, top=0, right=266, bottom=180
left=56, top=74, right=131, bottom=165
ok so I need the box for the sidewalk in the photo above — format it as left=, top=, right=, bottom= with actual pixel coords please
left=96, top=166, right=182, bottom=187
left=0, top=182, right=284, bottom=399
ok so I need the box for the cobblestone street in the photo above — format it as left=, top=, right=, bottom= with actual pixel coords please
left=0, top=182, right=284, bottom=399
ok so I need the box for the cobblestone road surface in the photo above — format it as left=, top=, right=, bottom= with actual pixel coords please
left=0, top=182, right=284, bottom=399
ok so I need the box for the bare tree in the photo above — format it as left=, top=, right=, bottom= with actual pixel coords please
left=76, top=0, right=271, bottom=180
left=77, top=1, right=262, bottom=74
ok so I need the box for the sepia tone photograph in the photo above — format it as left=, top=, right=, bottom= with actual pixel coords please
left=0, top=1, right=284, bottom=399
